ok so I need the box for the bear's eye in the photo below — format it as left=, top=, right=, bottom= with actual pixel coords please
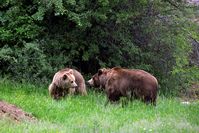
left=63, top=75, right=67, bottom=80
left=71, top=81, right=74, bottom=83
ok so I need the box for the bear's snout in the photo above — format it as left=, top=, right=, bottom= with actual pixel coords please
left=87, top=79, right=94, bottom=86
left=71, top=81, right=78, bottom=88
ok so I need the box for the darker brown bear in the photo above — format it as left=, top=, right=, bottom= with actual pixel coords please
left=87, top=68, right=111, bottom=90
left=87, top=67, right=158, bottom=105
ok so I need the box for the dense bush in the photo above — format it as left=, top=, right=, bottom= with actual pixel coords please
left=0, top=0, right=198, bottom=95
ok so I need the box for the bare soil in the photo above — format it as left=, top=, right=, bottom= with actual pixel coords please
left=0, top=101, right=36, bottom=122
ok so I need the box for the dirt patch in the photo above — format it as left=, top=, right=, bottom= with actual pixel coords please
left=0, top=101, right=36, bottom=122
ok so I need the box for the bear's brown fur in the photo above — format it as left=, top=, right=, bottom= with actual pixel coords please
left=87, top=68, right=111, bottom=90
left=87, top=67, right=158, bottom=105
left=49, top=68, right=87, bottom=99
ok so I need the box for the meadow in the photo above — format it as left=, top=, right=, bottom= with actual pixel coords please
left=0, top=80, right=198, bottom=133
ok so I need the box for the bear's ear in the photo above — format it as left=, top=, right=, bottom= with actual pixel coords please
left=68, top=69, right=73, bottom=75
left=98, top=69, right=103, bottom=76
left=63, top=74, right=68, bottom=80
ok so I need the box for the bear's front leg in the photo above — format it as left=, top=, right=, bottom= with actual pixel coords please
left=69, top=88, right=76, bottom=95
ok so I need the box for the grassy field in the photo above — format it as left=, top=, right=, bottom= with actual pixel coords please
left=0, top=80, right=199, bottom=133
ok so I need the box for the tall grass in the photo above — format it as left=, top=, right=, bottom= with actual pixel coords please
left=0, top=80, right=198, bottom=132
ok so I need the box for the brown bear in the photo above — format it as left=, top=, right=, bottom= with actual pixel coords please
left=49, top=68, right=87, bottom=99
left=87, top=68, right=111, bottom=90
left=87, top=67, right=158, bottom=105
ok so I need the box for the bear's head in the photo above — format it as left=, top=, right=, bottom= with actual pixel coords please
left=87, top=68, right=111, bottom=89
left=57, top=69, right=78, bottom=89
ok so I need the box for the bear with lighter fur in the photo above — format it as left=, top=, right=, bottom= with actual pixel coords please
left=49, top=68, right=87, bottom=99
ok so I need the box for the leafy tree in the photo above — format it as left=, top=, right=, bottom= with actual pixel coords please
left=0, top=0, right=198, bottom=95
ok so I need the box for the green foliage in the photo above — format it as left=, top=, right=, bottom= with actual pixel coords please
left=10, top=43, right=52, bottom=83
left=0, top=0, right=198, bottom=95
left=0, top=45, right=15, bottom=74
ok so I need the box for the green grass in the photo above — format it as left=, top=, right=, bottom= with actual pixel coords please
left=0, top=80, right=199, bottom=133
